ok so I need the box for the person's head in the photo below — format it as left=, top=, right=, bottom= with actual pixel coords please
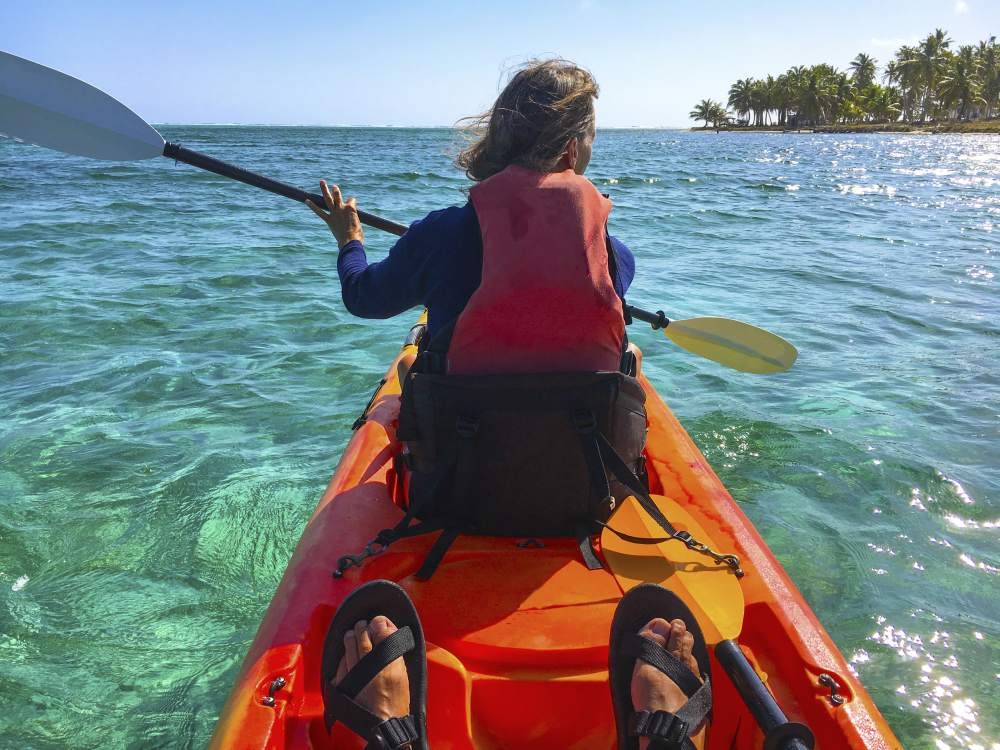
left=456, top=59, right=598, bottom=181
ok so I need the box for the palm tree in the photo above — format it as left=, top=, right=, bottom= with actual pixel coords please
left=832, top=71, right=854, bottom=123
left=772, top=73, right=794, bottom=125
left=727, top=79, right=754, bottom=124
left=939, top=45, right=985, bottom=119
left=977, top=37, right=999, bottom=117
left=850, top=53, right=878, bottom=88
left=883, top=59, right=899, bottom=86
left=798, top=66, right=837, bottom=124
left=868, top=85, right=902, bottom=122
left=762, top=75, right=779, bottom=125
left=749, top=79, right=769, bottom=126
left=708, top=102, right=731, bottom=128
left=784, top=66, right=808, bottom=125
left=890, top=46, right=921, bottom=121
left=689, top=99, right=723, bottom=128
left=910, top=28, right=953, bottom=119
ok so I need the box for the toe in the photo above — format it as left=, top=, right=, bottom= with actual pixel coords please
left=368, top=615, right=398, bottom=644
left=666, top=619, right=688, bottom=651
left=639, top=618, right=670, bottom=647
left=679, top=629, right=694, bottom=660
left=343, top=627, right=359, bottom=671
left=355, top=619, right=373, bottom=655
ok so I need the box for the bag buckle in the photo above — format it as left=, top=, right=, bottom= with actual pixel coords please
left=455, top=413, right=479, bottom=438
left=571, top=409, right=598, bottom=434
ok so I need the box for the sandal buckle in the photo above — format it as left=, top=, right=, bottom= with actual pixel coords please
left=371, top=714, right=419, bottom=749
left=630, top=710, right=689, bottom=748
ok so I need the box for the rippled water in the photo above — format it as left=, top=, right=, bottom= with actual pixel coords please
left=1, top=127, right=997, bottom=749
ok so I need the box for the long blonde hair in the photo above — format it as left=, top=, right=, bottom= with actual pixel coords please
left=456, top=59, right=598, bottom=181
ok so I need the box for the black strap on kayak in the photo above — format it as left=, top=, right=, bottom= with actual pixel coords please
left=333, top=448, right=447, bottom=579
left=573, top=409, right=615, bottom=511
left=572, top=408, right=617, bottom=570
left=414, top=526, right=462, bottom=581
left=576, top=521, right=604, bottom=570
left=593, top=433, right=744, bottom=578
left=334, top=413, right=475, bottom=580
left=352, top=377, right=388, bottom=431
left=408, top=411, right=480, bottom=579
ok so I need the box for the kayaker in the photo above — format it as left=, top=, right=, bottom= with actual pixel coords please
left=309, top=59, right=653, bottom=581
left=307, top=58, right=637, bottom=377
left=309, top=60, right=646, bottom=576
left=324, top=580, right=710, bottom=749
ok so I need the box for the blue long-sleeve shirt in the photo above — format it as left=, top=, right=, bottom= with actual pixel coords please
left=337, top=202, right=635, bottom=339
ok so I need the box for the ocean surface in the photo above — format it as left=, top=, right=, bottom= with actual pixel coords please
left=1, top=126, right=997, bottom=749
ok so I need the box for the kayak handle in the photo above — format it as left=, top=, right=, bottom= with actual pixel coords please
left=715, top=639, right=816, bottom=750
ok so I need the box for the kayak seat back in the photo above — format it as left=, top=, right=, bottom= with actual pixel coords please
left=398, top=370, right=647, bottom=538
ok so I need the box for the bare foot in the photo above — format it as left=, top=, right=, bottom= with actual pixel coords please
left=334, top=615, right=410, bottom=721
left=630, top=617, right=707, bottom=750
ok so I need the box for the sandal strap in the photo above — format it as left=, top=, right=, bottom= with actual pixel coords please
left=625, top=632, right=703, bottom=698
left=367, top=715, right=419, bottom=750
left=336, top=626, right=415, bottom=698
left=329, top=690, right=384, bottom=740
left=674, top=677, right=712, bottom=730
left=629, top=710, right=691, bottom=750
left=327, top=626, right=419, bottom=744
left=329, top=691, right=421, bottom=749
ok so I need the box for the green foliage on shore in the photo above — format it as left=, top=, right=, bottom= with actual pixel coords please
left=690, top=30, right=999, bottom=128
left=689, top=99, right=729, bottom=128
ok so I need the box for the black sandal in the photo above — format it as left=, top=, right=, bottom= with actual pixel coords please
left=609, top=583, right=712, bottom=750
left=321, top=580, right=429, bottom=749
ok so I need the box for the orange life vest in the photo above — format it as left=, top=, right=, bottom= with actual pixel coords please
left=447, top=165, right=626, bottom=375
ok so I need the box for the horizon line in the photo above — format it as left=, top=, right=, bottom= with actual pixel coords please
left=153, top=123, right=692, bottom=130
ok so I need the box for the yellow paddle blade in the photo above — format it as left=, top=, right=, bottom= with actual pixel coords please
left=664, top=316, right=798, bottom=374
left=602, top=494, right=744, bottom=643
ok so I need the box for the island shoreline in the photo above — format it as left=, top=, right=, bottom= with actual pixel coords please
left=689, top=122, right=1000, bottom=134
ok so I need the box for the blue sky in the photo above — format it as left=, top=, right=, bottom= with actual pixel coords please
left=3, top=0, right=997, bottom=127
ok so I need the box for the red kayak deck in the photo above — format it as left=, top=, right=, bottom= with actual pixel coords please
left=210, top=336, right=901, bottom=749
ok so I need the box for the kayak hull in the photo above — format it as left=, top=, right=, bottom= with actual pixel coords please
left=210, top=328, right=901, bottom=750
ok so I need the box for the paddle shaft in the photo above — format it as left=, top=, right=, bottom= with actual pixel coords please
left=715, top=640, right=816, bottom=750
left=626, top=305, right=671, bottom=329
left=161, top=142, right=409, bottom=237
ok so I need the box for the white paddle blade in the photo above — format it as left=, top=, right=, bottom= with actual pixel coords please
left=0, top=50, right=164, bottom=160
left=665, top=316, right=798, bottom=374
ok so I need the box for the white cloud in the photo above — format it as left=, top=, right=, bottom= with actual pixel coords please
left=955, top=0, right=969, bottom=13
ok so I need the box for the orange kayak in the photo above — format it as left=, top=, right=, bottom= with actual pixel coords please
left=210, top=319, right=902, bottom=749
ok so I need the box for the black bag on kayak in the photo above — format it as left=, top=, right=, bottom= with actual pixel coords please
left=348, top=330, right=649, bottom=579
left=333, top=343, right=745, bottom=582
left=397, top=368, right=648, bottom=538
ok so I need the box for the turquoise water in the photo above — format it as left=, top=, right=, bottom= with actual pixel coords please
left=1, top=127, right=997, bottom=749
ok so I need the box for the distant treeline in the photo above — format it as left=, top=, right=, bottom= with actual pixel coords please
left=690, top=29, right=999, bottom=128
